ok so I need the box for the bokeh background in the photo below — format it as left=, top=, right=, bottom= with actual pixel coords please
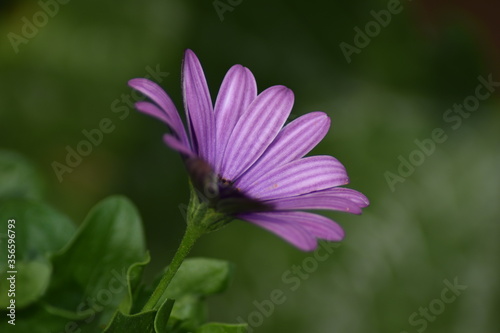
left=1, top=0, right=499, bottom=332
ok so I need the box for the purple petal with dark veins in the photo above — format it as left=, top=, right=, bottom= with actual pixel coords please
left=182, top=49, right=215, bottom=165
left=128, top=79, right=189, bottom=145
left=236, top=112, right=330, bottom=185
left=303, top=188, right=370, bottom=207
left=163, top=134, right=195, bottom=157
left=265, top=211, right=345, bottom=241
left=219, top=85, right=294, bottom=180
left=135, top=101, right=188, bottom=144
left=214, top=65, right=257, bottom=172
left=266, top=195, right=362, bottom=214
left=134, top=101, right=169, bottom=123
left=241, top=155, right=349, bottom=200
left=238, top=212, right=317, bottom=251
left=239, top=211, right=344, bottom=250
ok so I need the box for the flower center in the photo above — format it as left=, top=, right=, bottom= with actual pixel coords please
left=186, top=157, right=272, bottom=215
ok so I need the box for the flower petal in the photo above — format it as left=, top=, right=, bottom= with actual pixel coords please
left=163, top=134, right=195, bottom=158
left=239, top=211, right=344, bottom=250
left=266, top=195, right=362, bottom=214
left=236, top=112, right=330, bottom=185
left=238, top=212, right=317, bottom=251
left=266, top=211, right=345, bottom=241
left=182, top=49, right=215, bottom=164
left=135, top=101, right=188, bottom=144
left=128, top=79, right=188, bottom=145
left=241, top=155, right=349, bottom=200
left=220, top=85, right=294, bottom=180
left=214, top=65, right=257, bottom=172
left=135, top=101, right=169, bottom=123
left=304, top=188, right=370, bottom=207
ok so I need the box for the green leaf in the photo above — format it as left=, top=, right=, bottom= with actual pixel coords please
left=103, top=309, right=157, bottom=333
left=128, top=257, right=233, bottom=332
left=119, top=253, right=151, bottom=314
left=0, top=261, right=51, bottom=308
left=165, top=258, right=234, bottom=298
left=166, top=295, right=207, bottom=332
left=162, top=258, right=233, bottom=332
left=44, top=196, right=147, bottom=328
left=0, top=199, right=75, bottom=308
left=103, top=298, right=175, bottom=333
left=153, top=298, right=176, bottom=333
left=0, top=199, right=75, bottom=260
left=195, top=322, right=248, bottom=333
left=0, top=304, right=78, bottom=333
left=0, top=150, right=43, bottom=200
left=103, top=252, right=177, bottom=333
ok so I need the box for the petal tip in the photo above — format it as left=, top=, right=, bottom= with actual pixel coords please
left=184, top=49, right=200, bottom=63
left=128, top=78, right=145, bottom=88
left=299, top=242, right=319, bottom=252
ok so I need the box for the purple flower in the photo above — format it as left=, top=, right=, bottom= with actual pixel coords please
left=128, top=49, right=369, bottom=251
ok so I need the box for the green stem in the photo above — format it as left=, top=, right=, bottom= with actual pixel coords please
left=142, top=222, right=205, bottom=311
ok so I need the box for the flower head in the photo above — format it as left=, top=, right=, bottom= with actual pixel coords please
left=128, top=49, right=369, bottom=251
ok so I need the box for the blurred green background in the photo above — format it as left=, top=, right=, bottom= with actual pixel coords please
left=1, top=0, right=499, bottom=332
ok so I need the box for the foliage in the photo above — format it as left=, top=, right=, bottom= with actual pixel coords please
left=0, top=151, right=246, bottom=332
